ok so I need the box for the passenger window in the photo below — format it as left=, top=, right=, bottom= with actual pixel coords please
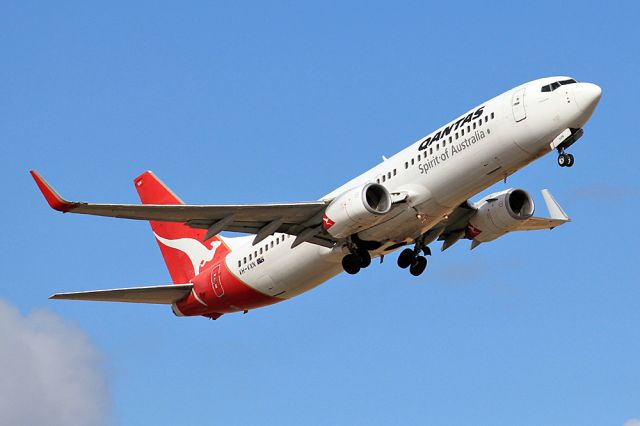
left=473, top=122, right=476, bottom=129
left=387, top=172, right=391, bottom=179
left=443, top=140, right=446, bottom=147
left=382, top=175, right=386, bottom=182
left=238, top=260, right=241, bottom=267
left=429, top=147, right=433, bottom=155
left=455, top=132, right=459, bottom=139
left=478, top=119, right=482, bottom=126
left=249, top=254, right=252, bottom=260
left=270, top=241, right=274, bottom=248
left=411, top=158, right=414, bottom=165
left=393, top=169, right=396, bottom=176
left=461, top=128, right=465, bottom=136
left=243, top=257, right=247, bottom=264
left=449, top=136, right=452, bottom=143
left=490, top=112, right=495, bottom=119
left=404, top=161, right=408, bottom=169
left=436, top=144, right=439, bottom=151
left=467, top=126, right=470, bottom=133
left=484, top=116, right=488, bottom=123
left=418, top=155, right=421, bottom=161
left=259, top=248, right=263, bottom=254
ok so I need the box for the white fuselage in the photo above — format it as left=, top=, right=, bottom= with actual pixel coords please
left=222, top=77, right=600, bottom=301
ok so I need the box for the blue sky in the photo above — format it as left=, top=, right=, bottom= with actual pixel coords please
left=2, top=1, right=639, bottom=425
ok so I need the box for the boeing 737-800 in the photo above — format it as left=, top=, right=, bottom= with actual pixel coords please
left=32, top=76, right=602, bottom=320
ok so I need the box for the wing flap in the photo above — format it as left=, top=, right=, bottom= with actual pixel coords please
left=49, top=284, right=193, bottom=304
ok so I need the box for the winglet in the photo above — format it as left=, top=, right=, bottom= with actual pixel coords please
left=30, top=170, right=78, bottom=212
left=541, top=189, right=569, bottom=221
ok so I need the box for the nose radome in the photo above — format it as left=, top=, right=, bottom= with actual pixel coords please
left=574, top=82, right=602, bottom=113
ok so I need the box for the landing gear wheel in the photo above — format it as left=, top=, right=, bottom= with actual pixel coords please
left=357, top=250, right=372, bottom=268
left=342, top=254, right=361, bottom=275
left=557, top=153, right=569, bottom=167
left=397, top=248, right=415, bottom=269
left=566, top=153, right=575, bottom=167
left=409, top=256, right=427, bottom=276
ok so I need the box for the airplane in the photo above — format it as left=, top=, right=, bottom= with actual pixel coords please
left=31, top=76, right=602, bottom=320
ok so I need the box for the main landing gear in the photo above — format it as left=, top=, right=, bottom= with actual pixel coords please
left=341, top=248, right=372, bottom=275
left=397, top=242, right=431, bottom=277
left=557, top=148, right=575, bottom=168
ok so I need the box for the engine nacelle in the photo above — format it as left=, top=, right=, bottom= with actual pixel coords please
left=467, top=189, right=535, bottom=243
left=323, top=183, right=392, bottom=238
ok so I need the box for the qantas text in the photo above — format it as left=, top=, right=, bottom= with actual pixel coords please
left=418, top=106, right=485, bottom=151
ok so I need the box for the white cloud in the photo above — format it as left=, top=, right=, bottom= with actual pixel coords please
left=624, top=419, right=640, bottom=426
left=0, top=300, right=110, bottom=426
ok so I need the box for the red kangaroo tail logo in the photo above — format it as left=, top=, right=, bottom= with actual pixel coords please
left=134, top=171, right=229, bottom=283
left=153, top=233, right=221, bottom=276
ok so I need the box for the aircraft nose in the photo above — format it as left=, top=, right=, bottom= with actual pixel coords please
left=573, top=82, right=602, bottom=114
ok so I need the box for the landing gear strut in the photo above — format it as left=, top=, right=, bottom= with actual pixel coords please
left=557, top=148, right=575, bottom=168
left=397, top=241, right=431, bottom=276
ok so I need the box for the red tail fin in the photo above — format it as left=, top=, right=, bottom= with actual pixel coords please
left=134, top=171, right=228, bottom=284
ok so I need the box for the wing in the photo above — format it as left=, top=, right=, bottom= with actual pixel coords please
left=50, top=284, right=193, bottom=304
left=435, top=189, right=570, bottom=250
left=31, top=171, right=334, bottom=248
left=514, top=189, right=570, bottom=231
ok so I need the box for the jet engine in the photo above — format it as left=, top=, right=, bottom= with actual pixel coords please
left=467, top=189, right=535, bottom=243
left=323, top=183, right=392, bottom=239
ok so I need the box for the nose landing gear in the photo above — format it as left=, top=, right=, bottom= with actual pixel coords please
left=557, top=149, right=575, bottom=168
left=397, top=242, right=431, bottom=276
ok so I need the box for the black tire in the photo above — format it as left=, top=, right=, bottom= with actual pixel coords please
left=557, top=154, right=567, bottom=167
left=397, top=248, right=415, bottom=269
left=342, top=254, right=361, bottom=275
left=358, top=250, right=372, bottom=268
left=566, top=153, right=575, bottom=167
left=409, top=256, right=427, bottom=276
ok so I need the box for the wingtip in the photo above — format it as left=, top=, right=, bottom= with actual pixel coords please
left=30, top=170, right=77, bottom=212
left=541, top=189, right=570, bottom=221
left=133, top=170, right=154, bottom=186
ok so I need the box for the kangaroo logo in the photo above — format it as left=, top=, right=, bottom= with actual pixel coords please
left=154, top=233, right=221, bottom=276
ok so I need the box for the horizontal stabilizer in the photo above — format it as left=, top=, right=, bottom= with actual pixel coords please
left=50, top=284, right=193, bottom=304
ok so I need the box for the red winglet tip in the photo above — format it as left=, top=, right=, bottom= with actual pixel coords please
left=30, top=170, right=76, bottom=212
left=133, top=170, right=154, bottom=187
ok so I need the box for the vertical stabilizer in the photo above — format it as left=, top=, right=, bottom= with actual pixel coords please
left=134, top=171, right=227, bottom=283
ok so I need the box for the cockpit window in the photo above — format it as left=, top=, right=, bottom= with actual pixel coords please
left=541, top=78, right=577, bottom=92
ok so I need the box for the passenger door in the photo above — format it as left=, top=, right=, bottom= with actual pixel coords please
left=512, top=88, right=526, bottom=122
